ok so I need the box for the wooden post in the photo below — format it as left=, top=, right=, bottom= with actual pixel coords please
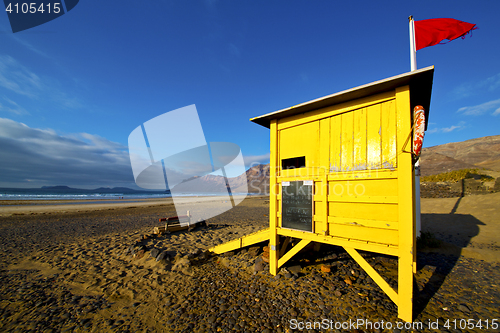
left=269, top=119, right=279, bottom=275
left=396, top=85, right=415, bottom=322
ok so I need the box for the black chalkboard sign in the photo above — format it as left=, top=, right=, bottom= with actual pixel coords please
left=281, top=180, right=313, bottom=232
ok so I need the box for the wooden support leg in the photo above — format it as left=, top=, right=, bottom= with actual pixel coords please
left=278, top=239, right=311, bottom=269
left=398, top=249, right=414, bottom=322
left=269, top=229, right=279, bottom=275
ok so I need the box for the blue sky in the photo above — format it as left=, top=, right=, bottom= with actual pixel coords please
left=0, top=1, right=499, bottom=188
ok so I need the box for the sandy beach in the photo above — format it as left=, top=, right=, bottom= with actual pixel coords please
left=0, top=194, right=499, bottom=332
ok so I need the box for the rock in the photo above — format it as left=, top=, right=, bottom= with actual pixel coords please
left=248, top=246, right=260, bottom=257
left=288, top=265, right=302, bottom=275
left=150, top=248, right=160, bottom=259
left=344, top=279, right=352, bottom=286
left=134, top=249, right=145, bottom=260
left=254, top=261, right=264, bottom=272
left=458, top=304, right=471, bottom=312
left=156, top=251, right=169, bottom=262
left=334, top=290, right=342, bottom=297
left=198, top=250, right=211, bottom=260
left=321, top=265, right=331, bottom=273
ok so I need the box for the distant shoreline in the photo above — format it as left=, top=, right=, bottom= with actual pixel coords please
left=0, top=194, right=267, bottom=217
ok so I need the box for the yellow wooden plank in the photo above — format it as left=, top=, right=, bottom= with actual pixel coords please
left=277, top=227, right=399, bottom=256
left=353, top=107, right=367, bottom=170
left=344, top=247, right=398, bottom=305
left=367, top=103, right=382, bottom=169
left=328, top=169, right=397, bottom=181
left=330, top=115, right=342, bottom=172
left=269, top=119, right=279, bottom=275
left=328, top=216, right=399, bottom=230
left=314, top=201, right=323, bottom=218
left=280, top=167, right=318, bottom=178
left=319, top=118, right=330, bottom=175
left=322, top=175, right=329, bottom=235
left=277, top=239, right=311, bottom=269
left=327, top=224, right=399, bottom=246
left=341, top=111, right=354, bottom=171
left=241, top=228, right=271, bottom=247
left=329, top=202, right=399, bottom=222
left=327, top=195, right=398, bottom=204
left=277, top=92, right=395, bottom=130
left=279, top=121, right=319, bottom=177
left=381, top=100, right=397, bottom=169
left=329, top=178, right=398, bottom=197
left=395, top=85, right=415, bottom=322
left=209, top=228, right=270, bottom=254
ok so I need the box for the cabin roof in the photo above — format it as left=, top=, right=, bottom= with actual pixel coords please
left=250, top=66, right=434, bottom=129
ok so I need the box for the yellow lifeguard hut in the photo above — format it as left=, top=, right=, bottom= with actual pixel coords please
left=210, top=66, right=434, bottom=322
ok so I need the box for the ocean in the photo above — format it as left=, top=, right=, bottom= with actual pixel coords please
left=0, top=187, right=252, bottom=201
left=0, top=187, right=171, bottom=201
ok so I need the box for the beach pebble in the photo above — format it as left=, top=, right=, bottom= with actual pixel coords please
left=248, top=246, right=260, bottom=257
left=254, top=261, right=264, bottom=272
left=149, top=248, right=160, bottom=259
left=288, top=265, right=302, bottom=275
left=321, top=264, right=331, bottom=273
left=156, top=251, right=168, bottom=262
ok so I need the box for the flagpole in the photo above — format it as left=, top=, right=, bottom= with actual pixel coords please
left=409, top=15, right=421, bottom=237
left=409, top=16, right=417, bottom=71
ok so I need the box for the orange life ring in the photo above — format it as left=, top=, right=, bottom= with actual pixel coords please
left=413, top=105, right=426, bottom=162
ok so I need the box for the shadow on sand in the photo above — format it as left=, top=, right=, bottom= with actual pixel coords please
left=414, top=196, right=485, bottom=317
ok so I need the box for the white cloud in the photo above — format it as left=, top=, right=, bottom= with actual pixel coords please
left=457, top=98, right=500, bottom=116
left=244, top=153, right=270, bottom=167
left=0, top=54, right=83, bottom=110
left=0, top=118, right=135, bottom=188
left=427, top=121, right=466, bottom=134
left=453, top=73, right=500, bottom=99
left=0, top=97, right=29, bottom=115
left=0, top=55, right=41, bottom=98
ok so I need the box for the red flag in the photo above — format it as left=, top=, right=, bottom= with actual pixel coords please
left=414, top=18, right=477, bottom=51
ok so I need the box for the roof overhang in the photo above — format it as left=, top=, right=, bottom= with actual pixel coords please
left=250, top=66, right=434, bottom=130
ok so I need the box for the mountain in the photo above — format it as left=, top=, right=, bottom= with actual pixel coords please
left=420, top=135, right=500, bottom=176
left=170, top=164, right=270, bottom=194
left=38, top=186, right=169, bottom=193
left=41, top=185, right=72, bottom=190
